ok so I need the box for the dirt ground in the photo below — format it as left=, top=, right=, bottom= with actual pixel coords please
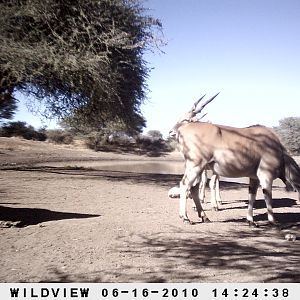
left=0, top=137, right=299, bottom=283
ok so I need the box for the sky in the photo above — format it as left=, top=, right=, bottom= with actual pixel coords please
left=141, top=0, right=300, bottom=136
left=13, top=0, right=300, bottom=137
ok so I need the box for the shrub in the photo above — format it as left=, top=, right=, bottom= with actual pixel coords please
left=274, top=117, right=300, bottom=155
left=46, top=129, right=73, bottom=144
left=146, top=130, right=163, bottom=141
left=85, top=131, right=108, bottom=150
left=0, top=121, right=47, bottom=141
left=136, top=134, right=173, bottom=152
left=164, top=137, right=178, bottom=152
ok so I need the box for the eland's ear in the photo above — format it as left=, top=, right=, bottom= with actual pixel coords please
left=190, top=116, right=199, bottom=122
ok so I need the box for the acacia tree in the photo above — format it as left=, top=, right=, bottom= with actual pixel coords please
left=0, top=93, right=17, bottom=121
left=0, top=0, right=163, bottom=132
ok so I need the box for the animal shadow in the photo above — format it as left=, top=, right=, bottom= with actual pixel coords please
left=0, top=205, right=100, bottom=227
left=254, top=198, right=297, bottom=209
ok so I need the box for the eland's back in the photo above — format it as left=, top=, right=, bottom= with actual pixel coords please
left=177, top=122, right=284, bottom=179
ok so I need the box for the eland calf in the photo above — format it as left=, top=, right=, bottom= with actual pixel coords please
left=168, top=170, right=222, bottom=211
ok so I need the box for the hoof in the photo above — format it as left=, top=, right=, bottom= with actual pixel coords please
left=201, top=216, right=211, bottom=223
left=268, top=220, right=280, bottom=227
left=212, top=207, right=219, bottom=212
left=183, top=218, right=191, bottom=225
left=247, top=220, right=259, bottom=228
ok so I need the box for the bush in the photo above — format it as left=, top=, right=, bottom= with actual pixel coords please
left=146, top=130, right=163, bottom=141
left=135, top=134, right=153, bottom=148
left=85, top=129, right=142, bottom=151
left=85, top=131, right=107, bottom=150
left=46, top=129, right=73, bottom=144
left=274, top=117, right=300, bottom=155
left=0, top=121, right=47, bottom=141
left=108, top=132, right=136, bottom=145
left=164, top=137, right=178, bottom=152
left=136, top=134, right=173, bottom=152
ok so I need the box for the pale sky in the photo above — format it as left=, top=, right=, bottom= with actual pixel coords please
left=13, top=0, right=300, bottom=136
left=142, top=0, right=300, bottom=136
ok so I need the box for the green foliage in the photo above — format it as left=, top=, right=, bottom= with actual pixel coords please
left=61, top=115, right=139, bottom=136
left=0, top=92, right=17, bottom=120
left=274, top=117, right=300, bottom=155
left=0, top=121, right=47, bottom=140
left=0, top=0, right=163, bottom=132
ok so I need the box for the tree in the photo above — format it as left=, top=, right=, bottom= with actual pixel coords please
left=0, top=92, right=17, bottom=121
left=0, top=0, right=163, bottom=133
left=146, top=130, right=163, bottom=141
left=0, top=121, right=47, bottom=140
left=274, top=117, right=300, bottom=155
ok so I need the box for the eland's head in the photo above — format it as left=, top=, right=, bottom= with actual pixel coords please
left=169, top=92, right=220, bottom=138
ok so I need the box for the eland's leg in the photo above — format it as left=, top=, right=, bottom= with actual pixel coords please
left=263, top=187, right=276, bottom=224
left=209, top=174, right=219, bottom=211
left=198, top=170, right=207, bottom=203
left=247, top=178, right=259, bottom=226
left=192, top=176, right=200, bottom=211
left=215, top=175, right=222, bottom=204
left=257, top=171, right=276, bottom=225
left=179, top=180, right=189, bottom=223
left=179, top=163, right=203, bottom=224
left=190, top=182, right=210, bottom=223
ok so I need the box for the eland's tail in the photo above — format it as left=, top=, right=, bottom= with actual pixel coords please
left=283, top=152, right=300, bottom=202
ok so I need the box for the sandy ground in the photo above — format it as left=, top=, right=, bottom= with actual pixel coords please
left=0, top=137, right=299, bottom=283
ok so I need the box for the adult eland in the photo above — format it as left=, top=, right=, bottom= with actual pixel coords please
left=170, top=93, right=300, bottom=226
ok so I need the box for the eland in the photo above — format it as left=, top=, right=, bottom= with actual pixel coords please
left=170, top=93, right=300, bottom=226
